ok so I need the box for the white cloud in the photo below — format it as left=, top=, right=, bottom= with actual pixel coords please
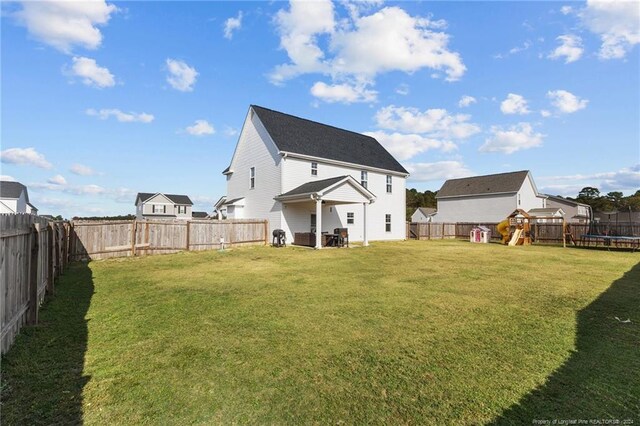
left=548, top=34, right=584, bottom=63
left=67, top=56, right=115, bottom=88
left=500, top=93, right=530, bottom=115
left=310, top=81, right=377, bottom=103
left=458, top=95, right=477, bottom=108
left=12, top=0, right=117, bottom=53
left=374, top=105, right=481, bottom=140
left=270, top=2, right=466, bottom=95
left=560, top=5, right=574, bottom=15
left=47, top=174, right=67, bottom=185
left=494, top=40, right=532, bottom=59
left=223, top=11, right=243, bottom=39
left=540, top=109, right=552, bottom=117
left=223, top=126, right=239, bottom=137
left=185, top=120, right=215, bottom=136
left=86, top=108, right=154, bottom=123
left=0, top=175, right=16, bottom=182
left=0, top=147, right=52, bottom=169
left=404, top=161, right=473, bottom=182
left=364, top=131, right=456, bottom=161
left=580, top=0, right=640, bottom=60
left=539, top=165, right=640, bottom=195
left=547, top=90, right=588, bottom=114
left=166, top=59, right=198, bottom=92
left=480, top=123, right=544, bottom=154
left=70, top=163, right=98, bottom=176
left=32, top=182, right=106, bottom=195
left=395, top=84, right=409, bottom=96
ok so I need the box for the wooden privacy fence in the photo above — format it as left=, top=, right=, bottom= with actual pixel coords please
left=407, top=222, right=640, bottom=244
left=70, top=219, right=269, bottom=261
left=1, top=214, right=70, bottom=354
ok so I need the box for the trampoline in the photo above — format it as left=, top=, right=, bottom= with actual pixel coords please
left=579, top=234, right=640, bottom=251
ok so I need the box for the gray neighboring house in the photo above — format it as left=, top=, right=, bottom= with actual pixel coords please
left=0, top=181, right=38, bottom=214
left=527, top=207, right=565, bottom=223
left=411, top=207, right=437, bottom=223
left=543, top=195, right=591, bottom=223
left=135, top=193, right=193, bottom=220
left=192, top=211, right=211, bottom=219
left=433, top=170, right=547, bottom=223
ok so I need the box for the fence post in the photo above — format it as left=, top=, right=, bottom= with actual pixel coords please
left=186, top=221, right=190, bottom=251
left=47, top=223, right=54, bottom=295
left=131, top=220, right=138, bottom=256
left=28, top=224, right=40, bottom=325
left=264, top=220, right=269, bottom=245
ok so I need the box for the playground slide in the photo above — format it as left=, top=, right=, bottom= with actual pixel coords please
left=497, top=220, right=510, bottom=244
left=508, top=228, right=523, bottom=246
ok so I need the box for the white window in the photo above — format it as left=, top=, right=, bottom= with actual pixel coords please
left=249, top=167, right=255, bottom=189
left=311, top=162, right=318, bottom=176
left=347, top=212, right=354, bottom=224
left=361, top=170, right=368, bottom=189
left=385, top=214, right=391, bottom=232
left=386, top=175, right=392, bottom=193
left=153, top=205, right=166, bottom=214
left=177, top=205, right=186, bottom=214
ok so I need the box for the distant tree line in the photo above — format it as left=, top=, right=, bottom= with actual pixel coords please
left=72, top=214, right=136, bottom=221
left=571, top=187, right=640, bottom=212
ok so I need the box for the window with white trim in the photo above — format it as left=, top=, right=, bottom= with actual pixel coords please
left=347, top=212, right=354, bottom=224
left=385, top=214, right=391, bottom=232
left=250, top=167, right=255, bottom=189
left=386, top=175, right=392, bottom=193
left=311, top=162, right=318, bottom=176
left=153, top=205, right=166, bottom=214
left=361, top=170, right=368, bottom=189
left=177, top=205, right=186, bottom=214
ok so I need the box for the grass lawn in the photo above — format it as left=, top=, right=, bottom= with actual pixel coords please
left=1, top=240, right=638, bottom=424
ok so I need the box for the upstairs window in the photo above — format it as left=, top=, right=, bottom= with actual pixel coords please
left=385, top=214, right=391, bottom=232
left=347, top=212, right=354, bottom=224
left=361, top=170, right=368, bottom=189
left=153, top=205, right=166, bottom=214
left=177, top=205, right=186, bottom=214
left=386, top=175, right=392, bottom=193
left=311, top=162, right=318, bottom=176
left=250, top=167, right=255, bottom=189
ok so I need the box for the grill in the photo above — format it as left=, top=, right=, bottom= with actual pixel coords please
left=272, top=229, right=286, bottom=247
left=334, top=228, right=349, bottom=248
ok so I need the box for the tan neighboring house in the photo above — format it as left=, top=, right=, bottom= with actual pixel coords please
left=0, top=181, right=38, bottom=214
left=527, top=207, right=565, bottom=223
left=411, top=207, right=437, bottom=223
left=135, top=193, right=193, bottom=220
left=543, top=195, right=591, bottom=223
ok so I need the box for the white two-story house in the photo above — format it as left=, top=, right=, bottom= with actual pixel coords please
left=135, top=193, right=193, bottom=220
left=218, top=105, right=409, bottom=248
left=0, top=181, right=38, bottom=214
left=433, top=170, right=547, bottom=223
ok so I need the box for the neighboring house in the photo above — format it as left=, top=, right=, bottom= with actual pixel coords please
left=135, top=193, right=193, bottom=220
left=528, top=207, right=565, bottom=223
left=411, top=207, right=437, bottom=223
left=220, top=105, right=409, bottom=247
left=544, top=195, right=591, bottom=223
left=192, top=211, right=210, bottom=219
left=0, top=181, right=37, bottom=214
left=433, top=170, right=547, bottom=223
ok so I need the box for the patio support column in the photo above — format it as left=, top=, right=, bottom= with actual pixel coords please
left=315, top=197, right=322, bottom=250
left=363, top=202, right=369, bottom=247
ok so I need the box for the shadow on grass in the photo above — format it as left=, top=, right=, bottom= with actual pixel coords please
left=492, top=261, right=640, bottom=424
left=1, top=261, right=94, bottom=425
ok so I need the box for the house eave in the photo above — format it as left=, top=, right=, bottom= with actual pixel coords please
left=436, top=191, right=518, bottom=200
left=279, top=151, right=409, bottom=177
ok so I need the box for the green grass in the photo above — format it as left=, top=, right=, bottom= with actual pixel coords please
left=2, top=241, right=639, bottom=425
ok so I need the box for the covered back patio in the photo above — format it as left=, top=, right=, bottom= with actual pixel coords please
left=275, top=176, right=376, bottom=249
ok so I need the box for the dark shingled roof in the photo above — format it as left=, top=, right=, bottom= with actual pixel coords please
left=437, top=171, right=530, bottom=198
left=136, top=193, right=193, bottom=205
left=417, top=207, right=437, bottom=216
left=192, top=211, right=209, bottom=218
left=0, top=181, right=29, bottom=202
left=251, top=105, right=408, bottom=174
left=278, top=176, right=349, bottom=198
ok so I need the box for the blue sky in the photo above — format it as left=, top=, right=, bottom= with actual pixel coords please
left=1, top=0, right=639, bottom=218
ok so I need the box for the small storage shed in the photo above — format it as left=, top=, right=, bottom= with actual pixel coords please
left=470, top=226, right=491, bottom=243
